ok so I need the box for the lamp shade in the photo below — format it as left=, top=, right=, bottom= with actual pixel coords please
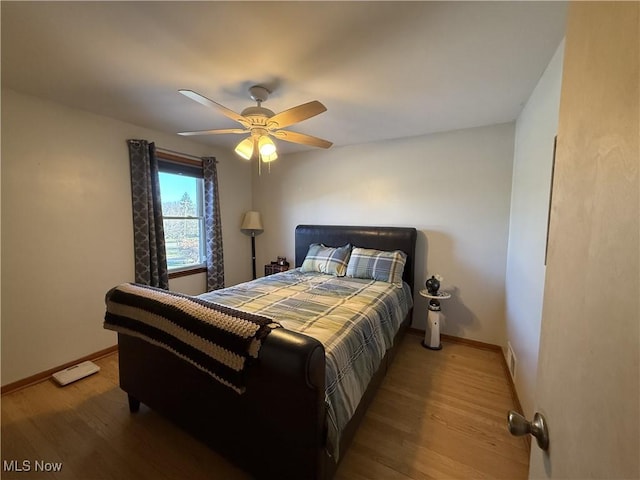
left=261, top=150, right=278, bottom=163
left=258, top=135, right=277, bottom=156
left=235, top=137, right=255, bottom=160
left=241, top=211, right=263, bottom=234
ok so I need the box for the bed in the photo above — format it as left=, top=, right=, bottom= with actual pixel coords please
left=105, top=225, right=417, bottom=479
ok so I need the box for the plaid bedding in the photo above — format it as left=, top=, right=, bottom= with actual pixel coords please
left=300, top=243, right=351, bottom=276
left=198, top=268, right=413, bottom=457
left=346, top=247, right=408, bottom=285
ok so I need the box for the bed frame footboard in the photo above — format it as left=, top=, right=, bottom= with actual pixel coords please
left=118, top=328, right=327, bottom=480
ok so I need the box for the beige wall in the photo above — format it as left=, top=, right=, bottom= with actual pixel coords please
left=1, top=83, right=560, bottom=384
left=1, top=88, right=252, bottom=385
left=252, top=123, right=515, bottom=345
left=505, top=40, right=564, bottom=419
left=0, top=88, right=515, bottom=382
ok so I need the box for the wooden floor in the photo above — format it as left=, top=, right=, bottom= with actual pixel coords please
left=1, top=334, right=529, bottom=479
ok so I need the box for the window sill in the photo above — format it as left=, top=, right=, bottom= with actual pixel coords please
left=168, top=266, right=207, bottom=279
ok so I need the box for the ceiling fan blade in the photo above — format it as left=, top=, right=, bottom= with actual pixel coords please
left=178, top=128, right=248, bottom=136
left=273, top=130, right=333, bottom=149
left=179, top=89, right=250, bottom=127
left=267, top=101, right=327, bottom=129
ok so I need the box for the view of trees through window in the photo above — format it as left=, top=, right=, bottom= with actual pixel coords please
left=159, top=172, right=205, bottom=270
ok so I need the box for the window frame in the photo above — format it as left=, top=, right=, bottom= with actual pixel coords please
left=157, top=151, right=207, bottom=278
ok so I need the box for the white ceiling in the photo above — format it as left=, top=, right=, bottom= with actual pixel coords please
left=2, top=1, right=567, bottom=155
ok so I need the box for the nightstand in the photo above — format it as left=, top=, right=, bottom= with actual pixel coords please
left=264, top=263, right=289, bottom=276
left=419, top=289, right=451, bottom=350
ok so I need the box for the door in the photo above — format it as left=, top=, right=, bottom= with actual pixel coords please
left=529, top=2, right=639, bottom=478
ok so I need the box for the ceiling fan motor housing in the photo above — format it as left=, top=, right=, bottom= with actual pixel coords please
left=249, top=85, right=270, bottom=103
left=240, top=106, right=275, bottom=123
left=243, top=85, right=275, bottom=125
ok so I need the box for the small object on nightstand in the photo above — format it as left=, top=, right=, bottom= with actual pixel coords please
left=265, top=259, right=290, bottom=277
left=425, top=275, right=441, bottom=295
left=419, top=289, right=451, bottom=350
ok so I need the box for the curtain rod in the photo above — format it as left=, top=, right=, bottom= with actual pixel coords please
left=156, top=147, right=206, bottom=162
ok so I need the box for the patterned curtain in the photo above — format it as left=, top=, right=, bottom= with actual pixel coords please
left=127, top=140, right=169, bottom=289
left=203, top=157, right=225, bottom=291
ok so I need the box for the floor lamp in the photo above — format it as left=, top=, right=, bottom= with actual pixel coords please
left=241, top=211, right=264, bottom=280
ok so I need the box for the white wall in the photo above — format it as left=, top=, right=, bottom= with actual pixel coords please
left=252, top=123, right=515, bottom=345
left=1, top=88, right=252, bottom=385
left=505, top=40, right=564, bottom=418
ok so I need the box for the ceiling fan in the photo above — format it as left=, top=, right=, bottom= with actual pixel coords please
left=178, top=85, right=332, bottom=163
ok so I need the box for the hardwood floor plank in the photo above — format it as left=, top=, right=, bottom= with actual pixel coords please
left=1, top=336, right=529, bottom=479
left=336, top=337, right=529, bottom=479
left=334, top=447, right=415, bottom=480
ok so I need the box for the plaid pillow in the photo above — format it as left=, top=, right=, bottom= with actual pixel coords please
left=346, top=247, right=407, bottom=286
left=300, top=243, right=352, bottom=277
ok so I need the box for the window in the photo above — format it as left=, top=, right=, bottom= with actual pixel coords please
left=158, top=170, right=206, bottom=273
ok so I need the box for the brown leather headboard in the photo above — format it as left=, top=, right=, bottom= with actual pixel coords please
left=294, top=225, right=417, bottom=294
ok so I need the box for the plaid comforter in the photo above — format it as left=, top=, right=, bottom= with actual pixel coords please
left=198, top=269, right=413, bottom=457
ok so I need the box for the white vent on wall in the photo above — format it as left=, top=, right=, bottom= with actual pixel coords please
left=507, top=342, right=517, bottom=381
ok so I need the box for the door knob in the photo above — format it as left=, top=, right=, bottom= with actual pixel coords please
left=507, top=410, right=549, bottom=451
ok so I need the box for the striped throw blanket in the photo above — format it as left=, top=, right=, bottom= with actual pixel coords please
left=104, top=283, right=280, bottom=394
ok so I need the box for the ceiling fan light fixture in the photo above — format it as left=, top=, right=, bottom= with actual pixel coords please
left=261, top=150, right=278, bottom=163
left=258, top=135, right=277, bottom=156
left=234, top=137, right=254, bottom=160
left=178, top=85, right=332, bottom=164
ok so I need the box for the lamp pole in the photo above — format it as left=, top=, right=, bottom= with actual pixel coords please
left=250, top=231, right=257, bottom=280
left=241, top=211, right=263, bottom=281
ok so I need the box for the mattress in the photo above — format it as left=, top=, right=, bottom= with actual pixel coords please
left=198, top=268, right=413, bottom=456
